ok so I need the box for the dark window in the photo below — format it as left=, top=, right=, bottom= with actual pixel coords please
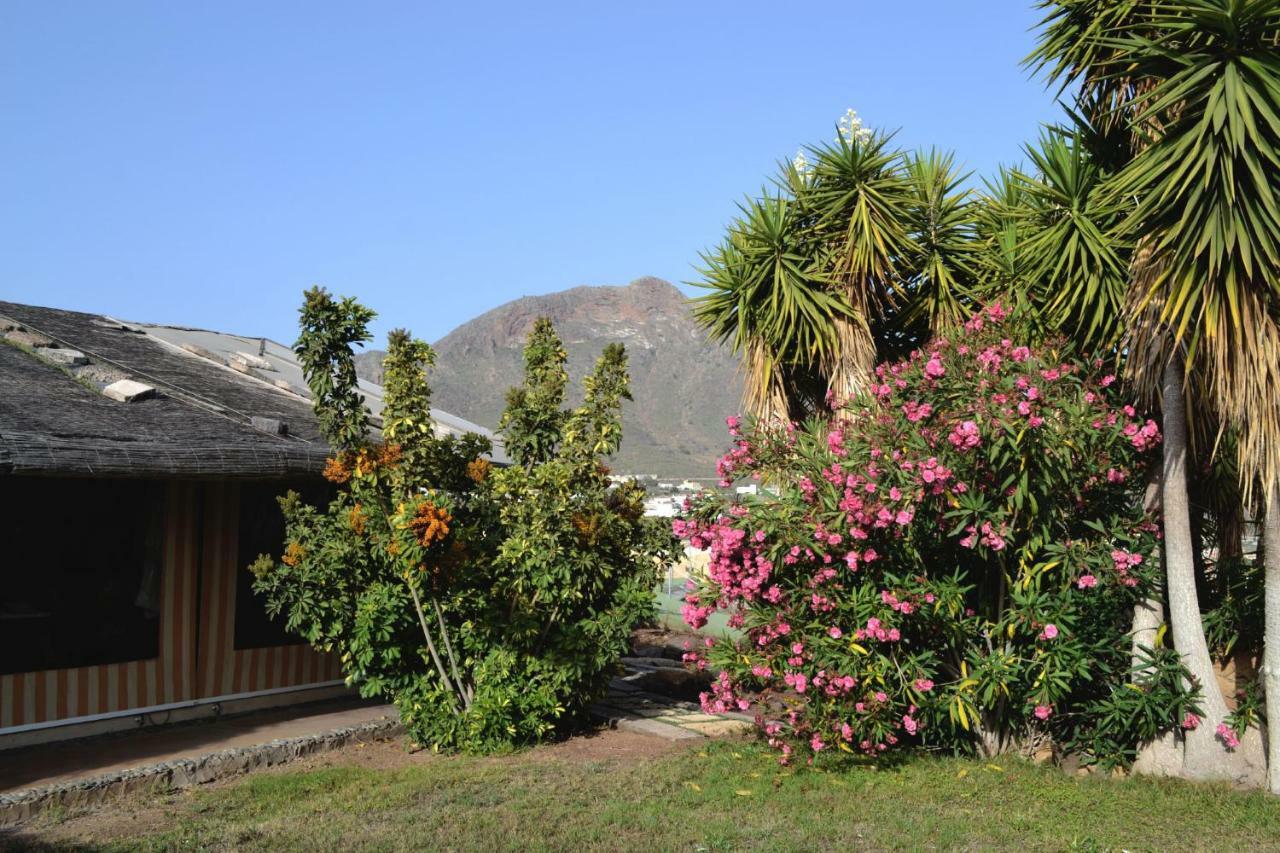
left=233, top=481, right=326, bottom=650
left=0, top=478, right=163, bottom=675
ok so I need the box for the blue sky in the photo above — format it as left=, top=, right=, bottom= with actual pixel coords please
left=1, top=1, right=1066, bottom=347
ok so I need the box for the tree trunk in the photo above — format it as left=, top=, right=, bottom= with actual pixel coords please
left=1162, top=355, right=1266, bottom=785
left=1132, top=465, right=1185, bottom=776
left=1264, top=489, right=1280, bottom=794
left=825, top=314, right=875, bottom=410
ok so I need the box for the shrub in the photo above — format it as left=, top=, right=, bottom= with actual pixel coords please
left=250, top=290, right=673, bottom=753
left=676, top=302, right=1196, bottom=766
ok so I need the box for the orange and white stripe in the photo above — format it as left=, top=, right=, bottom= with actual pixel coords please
left=0, top=481, right=341, bottom=731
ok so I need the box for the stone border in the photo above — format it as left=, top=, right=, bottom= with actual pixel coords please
left=0, top=716, right=403, bottom=826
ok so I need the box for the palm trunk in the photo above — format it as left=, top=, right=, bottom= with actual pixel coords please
left=825, top=314, right=875, bottom=411
left=1132, top=465, right=1184, bottom=775
left=1162, top=355, right=1265, bottom=784
left=1264, top=489, right=1280, bottom=794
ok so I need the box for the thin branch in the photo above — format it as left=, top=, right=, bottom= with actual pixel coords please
left=407, top=580, right=462, bottom=715
left=432, top=596, right=473, bottom=708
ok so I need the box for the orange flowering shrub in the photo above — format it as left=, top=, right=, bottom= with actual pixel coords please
left=252, top=292, right=674, bottom=754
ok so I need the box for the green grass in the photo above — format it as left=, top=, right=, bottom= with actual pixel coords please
left=22, top=741, right=1280, bottom=851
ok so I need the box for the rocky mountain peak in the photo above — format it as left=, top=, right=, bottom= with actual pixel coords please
left=355, top=277, right=742, bottom=477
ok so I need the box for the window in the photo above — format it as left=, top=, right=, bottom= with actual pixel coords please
left=0, top=478, right=163, bottom=675
left=232, top=481, right=327, bottom=650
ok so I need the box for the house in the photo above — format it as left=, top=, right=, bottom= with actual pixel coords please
left=0, top=300, right=503, bottom=748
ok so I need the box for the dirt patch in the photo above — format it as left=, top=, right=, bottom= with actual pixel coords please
left=534, top=727, right=693, bottom=762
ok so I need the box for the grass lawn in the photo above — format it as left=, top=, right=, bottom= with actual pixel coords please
left=12, top=731, right=1280, bottom=852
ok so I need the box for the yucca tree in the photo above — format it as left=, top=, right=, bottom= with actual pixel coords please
left=1014, top=129, right=1132, bottom=352
left=695, top=116, right=980, bottom=421
left=693, top=194, right=851, bottom=422
left=892, top=149, right=980, bottom=352
left=800, top=129, right=918, bottom=404
left=1032, top=0, right=1280, bottom=788
left=973, top=167, right=1033, bottom=297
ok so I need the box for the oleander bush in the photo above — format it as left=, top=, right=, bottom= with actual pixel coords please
left=250, top=289, right=674, bottom=753
left=676, top=302, right=1199, bottom=767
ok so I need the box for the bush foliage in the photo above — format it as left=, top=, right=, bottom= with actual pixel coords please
left=677, top=303, right=1198, bottom=767
left=251, top=289, right=673, bottom=753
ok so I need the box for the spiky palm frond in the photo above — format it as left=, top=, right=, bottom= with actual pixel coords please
left=897, top=149, right=980, bottom=337
left=692, top=194, right=853, bottom=421
left=799, top=131, right=916, bottom=399
left=1100, top=0, right=1280, bottom=500
left=1027, top=0, right=1158, bottom=144
left=1015, top=129, right=1132, bottom=351
left=973, top=167, right=1033, bottom=296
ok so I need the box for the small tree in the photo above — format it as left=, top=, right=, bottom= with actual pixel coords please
left=251, top=291, right=671, bottom=752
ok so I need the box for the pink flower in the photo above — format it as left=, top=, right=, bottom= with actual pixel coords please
left=924, top=357, right=945, bottom=379
left=903, top=714, right=918, bottom=735
left=914, top=678, right=934, bottom=692
left=1216, top=722, right=1240, bottom=750
left=948, top=420, right=981, bottom=451
left=1181, top=712, right=1200, bottom=730
left=1040, top=623, right=1059, bottom=640
left=827, top=429, right=847, bottom=457
left=1034, top=705, right=1052, bottom=721
left=1076, top=574, right=1097, bottom=589
left=828, top=626, right=843, bottom=639
left=811, top=733, right=826, bottom=752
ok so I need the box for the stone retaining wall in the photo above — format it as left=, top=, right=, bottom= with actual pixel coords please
left=0, top=717, right=403, bottom=826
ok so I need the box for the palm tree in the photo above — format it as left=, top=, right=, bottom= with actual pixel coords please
left=1031, top=0, right=1280, bottom=787
left=693, top=194, right=850, bottom=422
left=891, top=149, right=980, bottom=354
left=800, top=129, right=917, bottom=404
left=1013, top=128, right=1131, bottom=352
left=695, top=117, right=979, bottom=420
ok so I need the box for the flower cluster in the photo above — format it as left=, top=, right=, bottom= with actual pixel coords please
left=680, top=304, right=1168, bottom=765
left=406, top=500, right=452, bottom=548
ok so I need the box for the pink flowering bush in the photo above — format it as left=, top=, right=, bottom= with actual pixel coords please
left=677, top=304, right=1195, bottom=766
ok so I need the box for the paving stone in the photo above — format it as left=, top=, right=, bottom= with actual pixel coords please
left=665, top=712, right=720, bottom=723
left=607, top=678, right=642, bottom=693
left=234, top=351, right=274, bottom=371
left=615, top=717, right=704, bottom=741
left=677, top=719, right=754, bottom=737
left=601, top=704, right=678, bottom=719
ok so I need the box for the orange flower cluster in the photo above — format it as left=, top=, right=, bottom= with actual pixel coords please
left=407, top=500, right=452, bottom=547
left=347, top=503, right=367, bottom=536
left=323, top=444, right=403, bottom=484
left=322, top=455, right=351, bottom=484
left=466, top=457, right=490, bottom=484
left=571, top=511, right=601, bottom=544
left=282, top=541, right=305, bottom=567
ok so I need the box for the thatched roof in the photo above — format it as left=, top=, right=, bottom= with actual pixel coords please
left=0, top=301, right=503, bottom=479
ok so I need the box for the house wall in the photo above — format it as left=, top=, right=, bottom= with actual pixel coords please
left=0, top=480, right=340, bottom=732
left=195, top=482, right=340, bottom=699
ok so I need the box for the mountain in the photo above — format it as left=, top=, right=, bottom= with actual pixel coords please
left=354, top=277, right=743, bottom=478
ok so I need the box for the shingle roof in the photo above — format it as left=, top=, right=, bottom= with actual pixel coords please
left=0, top=301, right=505, bottom=478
